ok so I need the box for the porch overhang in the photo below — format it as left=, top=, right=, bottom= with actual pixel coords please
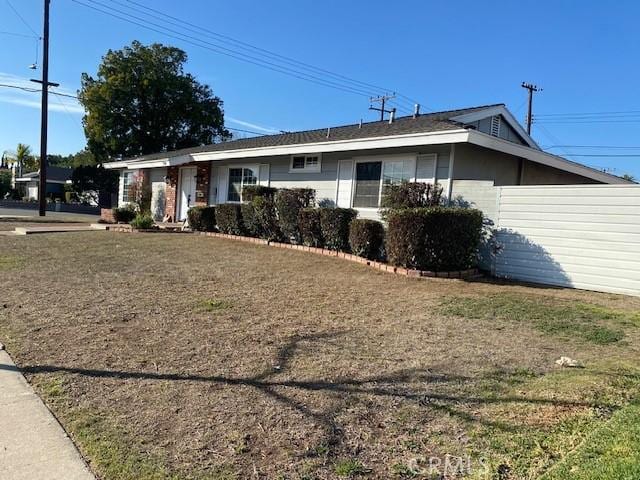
left=103, top=154, right=192, bottom=170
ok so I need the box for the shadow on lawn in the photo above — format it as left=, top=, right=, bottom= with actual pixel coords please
left=1, top=332, right=600, bottom=447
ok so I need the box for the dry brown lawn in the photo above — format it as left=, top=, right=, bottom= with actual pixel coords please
left=0, top=231, right=638, bottom=479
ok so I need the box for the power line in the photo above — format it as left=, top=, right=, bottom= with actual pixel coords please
left=72, top=0, right=430, bottom=113
left=73, top=0, right=377, bottom=98
left=545, top=145, right=640, bottom=150
left=536, top=119, right=640, bottom=124
left=226, top=127, right=268, bottom=137
left=4, top=0, right=40, bottom=37
left=120, top=0, right=431, bottom=112
left=535, top=109, right=640, bottom=117
left=118, top=0, right=396, bottom=99
left=558, top=154, right=640, bottom=157
left=0, top=82, right=79, bottom=99
left=0, top=29, right=39, bottom=39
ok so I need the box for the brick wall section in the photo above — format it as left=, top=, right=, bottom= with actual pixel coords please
left=100, top=208, right=115, bottom=223
left=165, top=166, right=179, bottom=221
left=195, top=162, right=211, bottom=206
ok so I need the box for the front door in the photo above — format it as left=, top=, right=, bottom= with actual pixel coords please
left=178, top=167, right=197, bottom=221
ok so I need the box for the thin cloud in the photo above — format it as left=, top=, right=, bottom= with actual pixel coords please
left=0, top=71, right=83, bottom=114
left=0, top=71, right=78, bottom=97
left=226, top=116, right=281, bottom=134
left=0, top=94, right=84, bottom=114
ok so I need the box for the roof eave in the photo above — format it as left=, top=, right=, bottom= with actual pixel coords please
left=467, top=130, right=632, bottom=185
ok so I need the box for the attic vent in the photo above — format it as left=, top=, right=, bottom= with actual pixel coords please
left=490, top=115, right=501, bottom=137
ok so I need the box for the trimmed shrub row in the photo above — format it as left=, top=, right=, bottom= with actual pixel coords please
left=386, top=207, right=483, bottom=271
left=216, top=204, right=245, bottom=235
left=185, top=181, right=483, bottom=271
left=275, top=188, right=315, bottom=243
left=349, top=219, right=385, bottom=260
left=187, top=206, right=216, bottom=232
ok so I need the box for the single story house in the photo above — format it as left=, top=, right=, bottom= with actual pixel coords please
left=14, top=166, right=73, bottom=201
left=104, top=104, right=630, bottom=222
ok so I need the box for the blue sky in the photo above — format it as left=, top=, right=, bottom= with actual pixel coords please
left=1, top=0, right=639, bottom=178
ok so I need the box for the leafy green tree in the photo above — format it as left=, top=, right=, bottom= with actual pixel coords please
left=78, top=41, right=230, bottom=161
left=0, top=170, right=12, bottom=198
left=49, top=149, right=97, bottom=168
left=71, top=165, right=119, bottom=206
left=622, top=173, right=637, bottom=183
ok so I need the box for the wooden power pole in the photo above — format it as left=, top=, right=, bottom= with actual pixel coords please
left=521, top=82, right=541, bottom=135
left=369, top=94, right=396, bottom=121
left=33, top=0, right=52, bottom=216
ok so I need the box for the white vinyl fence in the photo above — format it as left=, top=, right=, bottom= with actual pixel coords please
left=492, top=185, right=640, bottom=297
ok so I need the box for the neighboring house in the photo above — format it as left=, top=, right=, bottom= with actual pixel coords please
left=14, top=166, right=73, bottom=200
left=104, top=104, right=631, bottom=222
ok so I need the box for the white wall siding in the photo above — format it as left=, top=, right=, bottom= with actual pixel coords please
left=416, top=154, right=437, bottom=184
left=494, top=185, right=640, bottom=296
left=450, top=180, right=498, bottom=270
left=336, top=160, right=353, bottom=208
left=149, top=167, right=167, bottom=220
left=269, top=155, right=338, bottom=205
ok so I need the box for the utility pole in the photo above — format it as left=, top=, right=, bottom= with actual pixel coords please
left=369, top=93, right=396, bottom=121
left=31, top=0, right=53, bottom=216
left=521, top=82, right=542, bottom=135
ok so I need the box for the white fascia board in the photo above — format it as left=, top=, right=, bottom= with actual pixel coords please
left=468, top=130, right=631, bottom=184
left=104, top=154, right=192, bottom=170
left=130, top=154, right=192, bottom=169
left=103, top=161, right=128, bottom=170
left=450, top=105, right=540, bottom=149
left=190, top=130, right=470, bottom=162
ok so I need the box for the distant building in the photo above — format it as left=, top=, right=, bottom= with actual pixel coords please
left=14, top=166, right=73, bottom=200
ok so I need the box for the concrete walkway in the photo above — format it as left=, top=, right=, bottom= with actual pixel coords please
left=0, top=345, right=95, bottom=480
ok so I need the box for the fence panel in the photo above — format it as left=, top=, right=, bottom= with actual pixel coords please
left=494, top=185, right=640, bottom=296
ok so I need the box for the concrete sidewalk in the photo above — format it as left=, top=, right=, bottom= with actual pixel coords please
left=0, top=345, right=94, bottom=480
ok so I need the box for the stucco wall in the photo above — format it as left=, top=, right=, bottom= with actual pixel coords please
left=521, top=160, right=599, bottom=185
left=452, top=144, right=520, bottom=186
left=206, top=145, right=452, bottom=213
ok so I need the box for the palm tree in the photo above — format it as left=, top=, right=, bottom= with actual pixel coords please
left=14, top=143, right=34, bottom=177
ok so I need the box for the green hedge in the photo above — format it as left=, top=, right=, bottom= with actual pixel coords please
left=240, top=203, right=260, bottom=237
left=298, top=208, right=323, bottom=247
left=242, top=185, right=278, bottom=202
left=216, top=204, right=245, bottom=235
left=241, top=197, right=281, bottom=241
left=274, top=188, right=315, bottom=243
left=349, top=219, right=384, bottom=260
left=319, top=207, right=357, bottom=251
left=187, top=206, right=216, bottom=232
left=130, top=212, right=154, bottom=229
left=113, top=206, right=136, bottom=223
left=381, top=182, right=443, bottom=219
left=386, top=207, right=483, bottom=271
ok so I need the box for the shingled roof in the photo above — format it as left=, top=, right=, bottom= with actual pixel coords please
left=118, top=104, right=503, bottom=163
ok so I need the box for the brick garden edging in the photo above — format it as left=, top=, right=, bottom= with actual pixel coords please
left=105, top=226, right=479, bottom=279
left=199, top=231, right=479, bottom=280
left=104, top=225, right=188, bottom=234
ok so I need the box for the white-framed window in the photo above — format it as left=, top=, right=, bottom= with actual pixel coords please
left=227, top=166, right=258, bottom=202
left=353, top=158, right=415, bottom=208
left=289, top=154, right=321, bottom=173
left=121, top=171, right=134, bottom=203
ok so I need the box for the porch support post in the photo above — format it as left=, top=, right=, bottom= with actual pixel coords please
left=165, top=166, right=179, bottom=221
left=195, top=162, right=211, bottom=206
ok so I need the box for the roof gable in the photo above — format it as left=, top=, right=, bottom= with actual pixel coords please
left=449, top=105, right=539, bottom=149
